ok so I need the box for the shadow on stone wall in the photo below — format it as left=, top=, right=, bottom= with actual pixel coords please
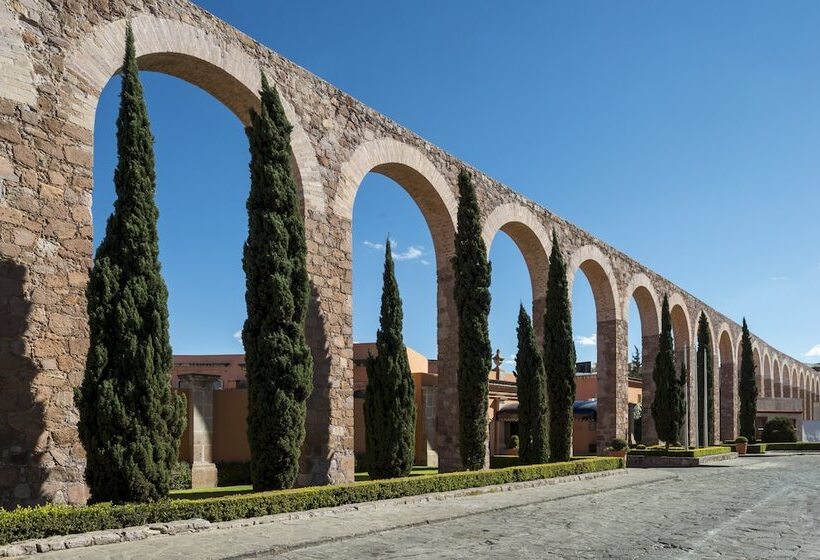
left=0, top=258, right=46, bottom=508
left=300, top=283, right=334, bottom=486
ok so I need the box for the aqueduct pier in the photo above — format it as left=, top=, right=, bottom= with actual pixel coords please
left=0, top=1, right=816, bottom=506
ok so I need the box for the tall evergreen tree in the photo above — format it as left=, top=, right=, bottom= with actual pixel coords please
left=75, top=24, right=186, bottom=503
left=651, top=295, right=686, bottom=449
left=243, top=74, right=313, bottom=490
left=515, top=305, right=549, bottom=465
left=543, top=231, right=575, bottom=462
left=738, top=318, right=758, bottom=441
left=452, top=170, right=492, bottom=470
left=696, top=313, right=715, bottom=445
left=364, top=240, right=416, bottom=479
left=628, top=346, right=642, bottom=380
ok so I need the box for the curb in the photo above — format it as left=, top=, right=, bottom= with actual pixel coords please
left=0, top=468, right=629, bottom=558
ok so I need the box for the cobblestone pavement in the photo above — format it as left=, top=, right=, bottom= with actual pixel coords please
left=36, top=454, right=820, bottom=560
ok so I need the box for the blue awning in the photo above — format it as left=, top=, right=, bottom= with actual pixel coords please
left=573, top=399, right=597, bottom=418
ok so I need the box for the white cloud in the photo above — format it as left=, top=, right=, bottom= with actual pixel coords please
left=394, top=246, right=424, bottom=261
left=805, top=344, right=820, bottom=358
left=576, top=334, right=597, bottom=347
left=363, top=239, right=427, bottom=263
left=770, top=276, right=788, bottom=281
left=233, top=330, right=242, bottom=343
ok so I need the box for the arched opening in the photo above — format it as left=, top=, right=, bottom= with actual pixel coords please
left=717, top=329, right=736, bottom=441
left=90, top=61, right=264, bottom=489
left=773, top=359, right=782, bottom=399
left=94, top=71, right=249, bottom=357
left=763, top=354, right=772, bottom=399
left=351, top=171, right=440, bottom=474
left=669, top=299, right=692, bottom=446
left=67, top=18, right=347, bottom=487
left=484, top=208, right=549, bottom=461
left=623, top=276, right=660, bottom=445
left=695, top=312, right=717, bottom=447
left=336, top=138, right=457, bottom=472
left=786, top=366, right=794, bottom=398
left=569, top=248, right=622, bottom=454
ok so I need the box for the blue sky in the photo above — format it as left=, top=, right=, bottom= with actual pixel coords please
left=93, top=1, right=819, bottom=367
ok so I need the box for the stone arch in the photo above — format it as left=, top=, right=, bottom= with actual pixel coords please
left=334, top=137, right=460, bottom=470
left=60, top=15, right=338, bottom=485
left=762, top=352, right=772, bottom=399
left=63, top=16, right=325, bottom=214
left=773, top=358, right=782, bottom=398
left=717, top=325, right=736, bottom=441
left=482, top=203, right=551, bottom=341
left=799, top=370, right=807, bottom=419
left=667, top=293, right=692, bottom=362
left=785, top=364, right=794, bottom=398
left=622, top=273, right=661, bottom=444
left=567, top=244, right=624, bottom=452
left=751, top=344, right=762, bottom=412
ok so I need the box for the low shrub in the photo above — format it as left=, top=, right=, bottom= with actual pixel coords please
left=761, top=417, right=797, bottom=443
left=216, top=462, right=251, bottom=487
left=169, top=462, right=191, bottom=491
left=0, top=458, right=621, bottom=546
left=628, top=446, right=730, bottom=458
left=734, top=436, right=748, bottom=444
left=610, top=438, right=628, bottom=451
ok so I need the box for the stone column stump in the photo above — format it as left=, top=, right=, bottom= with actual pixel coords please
left=178, top=373, right=220, bottom=488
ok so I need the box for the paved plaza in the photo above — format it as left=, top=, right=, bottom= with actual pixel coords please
left=34, top=453, right=820, bottom=560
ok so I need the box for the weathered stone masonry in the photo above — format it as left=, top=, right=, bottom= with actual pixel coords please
left=0, top=0, right=817, bottom=506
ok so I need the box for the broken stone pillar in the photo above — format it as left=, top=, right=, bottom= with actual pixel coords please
left=178, top=373, right=220, bottom=488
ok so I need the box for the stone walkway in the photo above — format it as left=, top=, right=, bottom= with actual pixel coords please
left=32, top=454, right=820, bottom=559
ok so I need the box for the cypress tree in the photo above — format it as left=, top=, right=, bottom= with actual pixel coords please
left=452, top=170, right=492, bottom=470
left=543, top=231, right=575, bottom=462
left=243, top=74, right=313, bottom=490
left=651, top=295, right=686, bottom=449
left=363, top=240, right=417, bottom=479
left=696, top=312, right=715, bottom=445
left=515, top=305, right=549, bottom=465
left=738, top=318, right=758, bottom=441
left=75, top=24, right=186, bottom=503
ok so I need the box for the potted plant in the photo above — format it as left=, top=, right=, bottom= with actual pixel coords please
left=734, top=436, right=748, bottom=455
left=608, top=438, right=629, bottom=458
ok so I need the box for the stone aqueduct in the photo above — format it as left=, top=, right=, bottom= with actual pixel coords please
left=0, top=0, right=817, bottom=506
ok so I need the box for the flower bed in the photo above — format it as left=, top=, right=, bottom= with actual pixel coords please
left=0, top=457, right=622, bottom=546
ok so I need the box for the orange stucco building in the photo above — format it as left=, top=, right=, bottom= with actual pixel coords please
left=170, top=351, right=643, bottom=477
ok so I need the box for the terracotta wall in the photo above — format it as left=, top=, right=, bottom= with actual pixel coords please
left=213, top=389, right=251, bottom=463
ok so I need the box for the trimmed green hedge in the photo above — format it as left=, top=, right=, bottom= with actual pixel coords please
left=0, top=458, right=621, bottom=546
left=764, top=442, right=820, bottom=451
left=628, top=446, right=731, bottom=458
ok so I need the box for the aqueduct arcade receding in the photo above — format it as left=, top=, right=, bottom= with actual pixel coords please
left=0, top=1, right=818, bottom=505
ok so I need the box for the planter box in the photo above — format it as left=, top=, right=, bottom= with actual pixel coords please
left=627, top=452, right=737, bottom=468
